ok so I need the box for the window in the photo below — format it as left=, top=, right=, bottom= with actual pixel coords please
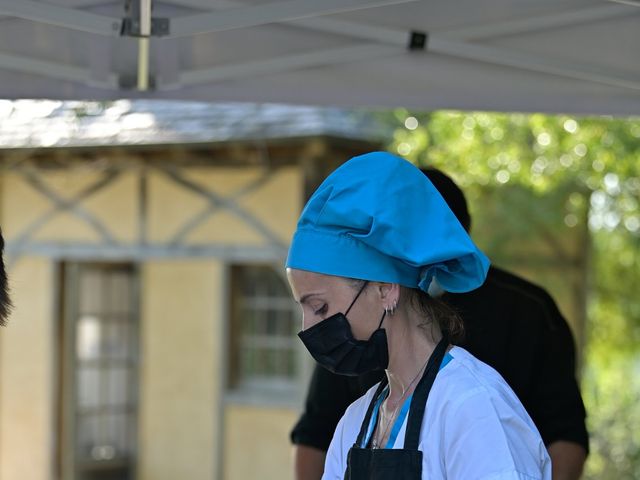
left=58, top=263, right=139, bottom=480
left=228, top=265, right=301, bottom=396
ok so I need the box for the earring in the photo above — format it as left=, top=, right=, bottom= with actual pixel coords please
left=386, top=301, right=397, bottom=316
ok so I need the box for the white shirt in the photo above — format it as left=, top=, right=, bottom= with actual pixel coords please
left=322, top=346, right=552, bottom=480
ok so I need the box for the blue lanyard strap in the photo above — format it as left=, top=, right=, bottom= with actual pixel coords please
left=385, top=393, right=413, bottom=448
left=362, top=387, right=387, bottom=447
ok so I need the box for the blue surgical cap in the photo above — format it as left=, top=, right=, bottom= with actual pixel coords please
left=286, top=152, right=489, bottom=293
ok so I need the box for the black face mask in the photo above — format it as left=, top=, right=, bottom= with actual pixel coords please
left=298, top=282, right=389, bottom=376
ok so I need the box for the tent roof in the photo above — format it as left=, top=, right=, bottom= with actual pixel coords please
left=0, top=0, right=639, bottom=115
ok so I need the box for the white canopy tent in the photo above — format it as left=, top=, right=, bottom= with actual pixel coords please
left=0, top=0, right=638, bottom=115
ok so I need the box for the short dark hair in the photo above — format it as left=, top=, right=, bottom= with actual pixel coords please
left=421, top=168, right=471, bottom=232
left=0, top=230, right=12, bottom=326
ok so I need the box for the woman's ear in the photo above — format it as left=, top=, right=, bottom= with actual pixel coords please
left=377, top=282, right=400, bottom=310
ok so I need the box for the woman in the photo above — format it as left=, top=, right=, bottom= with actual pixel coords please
left=286, top=152, right=551, bottom=479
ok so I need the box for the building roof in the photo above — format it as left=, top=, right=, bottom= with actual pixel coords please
left=0, top=100, right=393, bottom=149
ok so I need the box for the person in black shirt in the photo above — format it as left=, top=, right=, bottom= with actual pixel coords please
left=291, top=168, right=588, bottom=480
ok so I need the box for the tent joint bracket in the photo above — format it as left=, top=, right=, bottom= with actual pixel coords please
left=120, top=17, right=169, bottom=37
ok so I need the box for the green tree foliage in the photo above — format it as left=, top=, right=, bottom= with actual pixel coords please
left=383, top=110, right=640, bottom=479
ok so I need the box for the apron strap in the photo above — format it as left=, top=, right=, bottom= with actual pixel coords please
left=403, top=336, right=449, bottom=449
left=354, top=377, right=389, bottom=447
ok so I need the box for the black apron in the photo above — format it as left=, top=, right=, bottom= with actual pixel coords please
left=343, top=337, right=449, bottom=480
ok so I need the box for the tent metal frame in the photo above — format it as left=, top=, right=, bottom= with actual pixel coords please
left=0, top=0, right=637, bottom=93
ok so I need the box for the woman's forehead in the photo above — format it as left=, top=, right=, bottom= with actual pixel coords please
left=286, top=269, right=351, bottom=298
left=287, top=268, right=340, bottom=286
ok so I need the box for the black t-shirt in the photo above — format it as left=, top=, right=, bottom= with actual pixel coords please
left=290, top=266, right=589, bottom=453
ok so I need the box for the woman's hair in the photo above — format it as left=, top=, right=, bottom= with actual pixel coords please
left=404, top=287, right=465, bottom=344
left=0, top=230, right=11, bottom=326
left=347, top=278, right=464, bottom=344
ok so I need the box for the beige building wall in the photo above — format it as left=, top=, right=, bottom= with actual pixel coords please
left=146, top=167, right=300, bottom=245
left=2, top=165, right=300, bottom=244
left=139, top=261, right=222, bottom=480
left=0, top=257, right=54, bottom=480
left=3, top=170, right=139, bottom=244
left=0, top=163, right=304, bottom=480
left=223, top=405, right=298, bottom=480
